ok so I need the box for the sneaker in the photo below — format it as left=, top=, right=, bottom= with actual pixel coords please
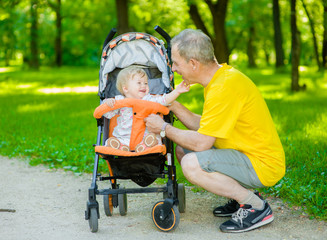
left=219, top=201, right=274, bottom=233
left=213, top=199, right=239, bottom=217
left=213, top=191, right=262, bottom=217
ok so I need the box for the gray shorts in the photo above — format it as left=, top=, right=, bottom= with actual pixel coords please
left=184, top=148, right=264, bottom=189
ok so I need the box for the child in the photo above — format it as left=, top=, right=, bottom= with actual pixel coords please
left=103, top=66, right=190, bottom=152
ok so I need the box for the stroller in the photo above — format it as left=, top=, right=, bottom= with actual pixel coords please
left=85, top=26, right=186, bottom=233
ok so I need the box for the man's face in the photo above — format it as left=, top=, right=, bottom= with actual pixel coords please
left=171, top=45, right=194, bottom=86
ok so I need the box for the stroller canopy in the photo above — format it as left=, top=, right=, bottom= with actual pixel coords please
left=99, top=32, right=172, bottom=97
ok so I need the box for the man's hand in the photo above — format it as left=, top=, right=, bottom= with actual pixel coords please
left=144, top=114, right=165, bottom=134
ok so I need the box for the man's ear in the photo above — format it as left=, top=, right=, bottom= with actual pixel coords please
left=190, top=58, right=199, bottom=71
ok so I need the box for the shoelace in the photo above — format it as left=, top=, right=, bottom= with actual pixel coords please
left=231, top=207, right=250, bottom=226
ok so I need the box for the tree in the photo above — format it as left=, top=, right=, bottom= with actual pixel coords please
left=301, top=0, right=322, bottom=70
left=290, top=0, right=305, bottom=91
left=246, top=0, right=257, bottom=68
left=30, top=0, right=40, bottom=69
left=322, top=0, right=327, bottom=68
left=0, top=0, right=20, bottom=66
left=48, top=0, right=62, bottom=67
left=272, top=0, right=285, bottom=68
left=247, top=25, right=257, bottom=68
left=188, top=0, right=230, bottom=63
left=116, top=0, right=131, bottom=34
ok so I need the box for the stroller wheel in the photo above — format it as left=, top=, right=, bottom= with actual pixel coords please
left=118, top=190, right=128, bottom=216
left=152, top=201, right=180, bottom=232
left=88, top=208, right=99, bottom=233
left=178, top=183, right=186, bottom=213
left=103, top=194, right=114, bottom=216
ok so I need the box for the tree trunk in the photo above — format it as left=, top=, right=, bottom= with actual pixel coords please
left=116, top=0, right=130, bottom=34
left=301, top=0, right=321, bottom=70
left=211, top=0, right=229, bottom=63
left=273, top=0, right=285, bottom=68
left=30, top=0, right=39, bottom=70
left=291, top=0, right=301, bottom=91
left=264, top=49, right=271, bottom=66
left=322, top=0, right=327, bottom=68
left=189, top=4, right=210, bottom=37
left=48, top=0, right=63, bottom=67
left=55, top=0, right=62, bottom=67
left=247, top=25, right=257, bottom=68
left=189, top=0, right=229, bottom=63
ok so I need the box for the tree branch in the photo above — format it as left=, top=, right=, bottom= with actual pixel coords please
left=189, top=4, right=211, bottom=38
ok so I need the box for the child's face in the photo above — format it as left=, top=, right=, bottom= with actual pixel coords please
left=122, top=74, right=149, bottom=99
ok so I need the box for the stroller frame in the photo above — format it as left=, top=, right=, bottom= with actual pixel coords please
left=85, top=26, right=185, bottom=233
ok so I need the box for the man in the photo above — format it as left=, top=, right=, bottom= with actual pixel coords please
left=144, top=29, right=285, bottom=233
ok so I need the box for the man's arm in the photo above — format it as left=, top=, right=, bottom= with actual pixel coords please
left=165, top=124, right=216, bottom=151
left=145, top=114, right=216, bottom=151
left=169, top=101, right=201, bottom=131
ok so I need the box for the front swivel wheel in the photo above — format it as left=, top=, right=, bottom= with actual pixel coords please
left=88, top=208, right=99, bottom=233
left=151, top=201, right=180, bottom=232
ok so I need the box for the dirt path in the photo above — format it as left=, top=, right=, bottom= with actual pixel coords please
left=0, top=156, right=326, bottom=240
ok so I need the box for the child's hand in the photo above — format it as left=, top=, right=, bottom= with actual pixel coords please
left=176, top=80, right=190, bottom=93
left=104, top=98, right=116, bottom=108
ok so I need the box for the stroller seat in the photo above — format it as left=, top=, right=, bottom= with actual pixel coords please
left=93, top=98, right=169, bottom=156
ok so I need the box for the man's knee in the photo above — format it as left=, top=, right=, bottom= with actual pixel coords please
left=180, top=153, right=201, bottom=183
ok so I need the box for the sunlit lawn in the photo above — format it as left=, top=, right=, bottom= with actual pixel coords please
left=0, top=67, right=99, bottom=173
left=0, top=65, right=326, bottom=220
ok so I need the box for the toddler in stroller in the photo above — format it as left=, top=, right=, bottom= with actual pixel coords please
left=103, top=65, right=189, bottom=153
left=85, top=26, right=187, bottom=233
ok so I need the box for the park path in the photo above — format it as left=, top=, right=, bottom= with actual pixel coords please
left=0, top=156, right=326, bottom=240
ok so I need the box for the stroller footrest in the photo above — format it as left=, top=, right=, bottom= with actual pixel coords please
left=95, top=145, right=166, bottom=157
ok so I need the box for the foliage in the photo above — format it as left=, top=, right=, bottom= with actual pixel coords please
left=129, top=0, right=193, bottom=38
left=0, top=0, right=117, bottom=66
left=0, top=0, right=325, bottom=68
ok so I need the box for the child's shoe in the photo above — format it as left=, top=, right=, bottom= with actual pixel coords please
left=135, top=133, right=158, bottom=152
left=106, top=137, right=130, bottom=151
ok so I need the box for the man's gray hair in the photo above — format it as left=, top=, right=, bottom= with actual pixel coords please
left=171, top=29, right=216, bottom=64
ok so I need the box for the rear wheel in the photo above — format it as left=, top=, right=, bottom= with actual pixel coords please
left=151, top=201, right=180, bottom=232
left=178, top=183, right=186, bottom=213
left=103, top=194, right=114, bottom=216
left=118, top=190, right=127, bottom=216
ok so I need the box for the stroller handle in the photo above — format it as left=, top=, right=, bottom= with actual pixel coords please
left=154, top=25, right=171, bottom=42
left=102, top=28, right=117, bottom=50
left=154, top=25, right=172, bottom=69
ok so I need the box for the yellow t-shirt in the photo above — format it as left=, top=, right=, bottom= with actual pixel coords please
left=198, top=64, right=285, bottom=187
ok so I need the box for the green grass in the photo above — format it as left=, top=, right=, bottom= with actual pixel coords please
left=0, top=67, right=99, bottom=173
left=0, top=66, right=326, bottom=220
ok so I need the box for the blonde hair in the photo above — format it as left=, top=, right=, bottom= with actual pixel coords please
left=116, top=66, right=148, bottom=94
left=171, top=29, right=216, bottom=64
